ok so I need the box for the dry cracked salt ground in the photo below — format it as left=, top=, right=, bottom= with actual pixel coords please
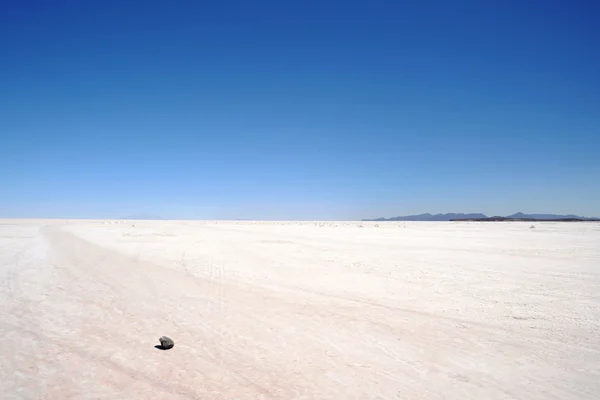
left=1, top=219, right=599, bottom=400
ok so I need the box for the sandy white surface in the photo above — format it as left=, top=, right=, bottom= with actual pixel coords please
left=1, top=219, right=599, bottom=399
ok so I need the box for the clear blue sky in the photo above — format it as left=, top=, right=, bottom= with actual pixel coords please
left=1, top=0, right=599, bottom=220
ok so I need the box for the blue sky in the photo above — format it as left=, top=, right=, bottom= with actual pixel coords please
left=1, top=0, right=599, bottom=220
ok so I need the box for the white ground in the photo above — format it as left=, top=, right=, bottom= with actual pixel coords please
left=1, top=220, right=599, bottom=400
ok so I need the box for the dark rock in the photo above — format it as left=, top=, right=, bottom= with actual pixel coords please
left=158, top=336, right=174, bottom=349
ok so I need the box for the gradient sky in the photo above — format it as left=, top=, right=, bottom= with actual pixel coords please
left=1, top=0, right=599, bottom=220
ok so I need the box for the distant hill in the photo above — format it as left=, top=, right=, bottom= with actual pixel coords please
left=505, top=212, right=598, bottom=220
left=364, top=212, right=599, bottom=222
left=364, top=213, right=487, bottom=221
left=120, top=214, right=165, bottom=220
left=451, top=216, right=599, bottom=222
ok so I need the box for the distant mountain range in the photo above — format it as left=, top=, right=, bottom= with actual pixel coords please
left=120, top=214, right=165, bottom=220
left=363, top=212, right=600, bottom=222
